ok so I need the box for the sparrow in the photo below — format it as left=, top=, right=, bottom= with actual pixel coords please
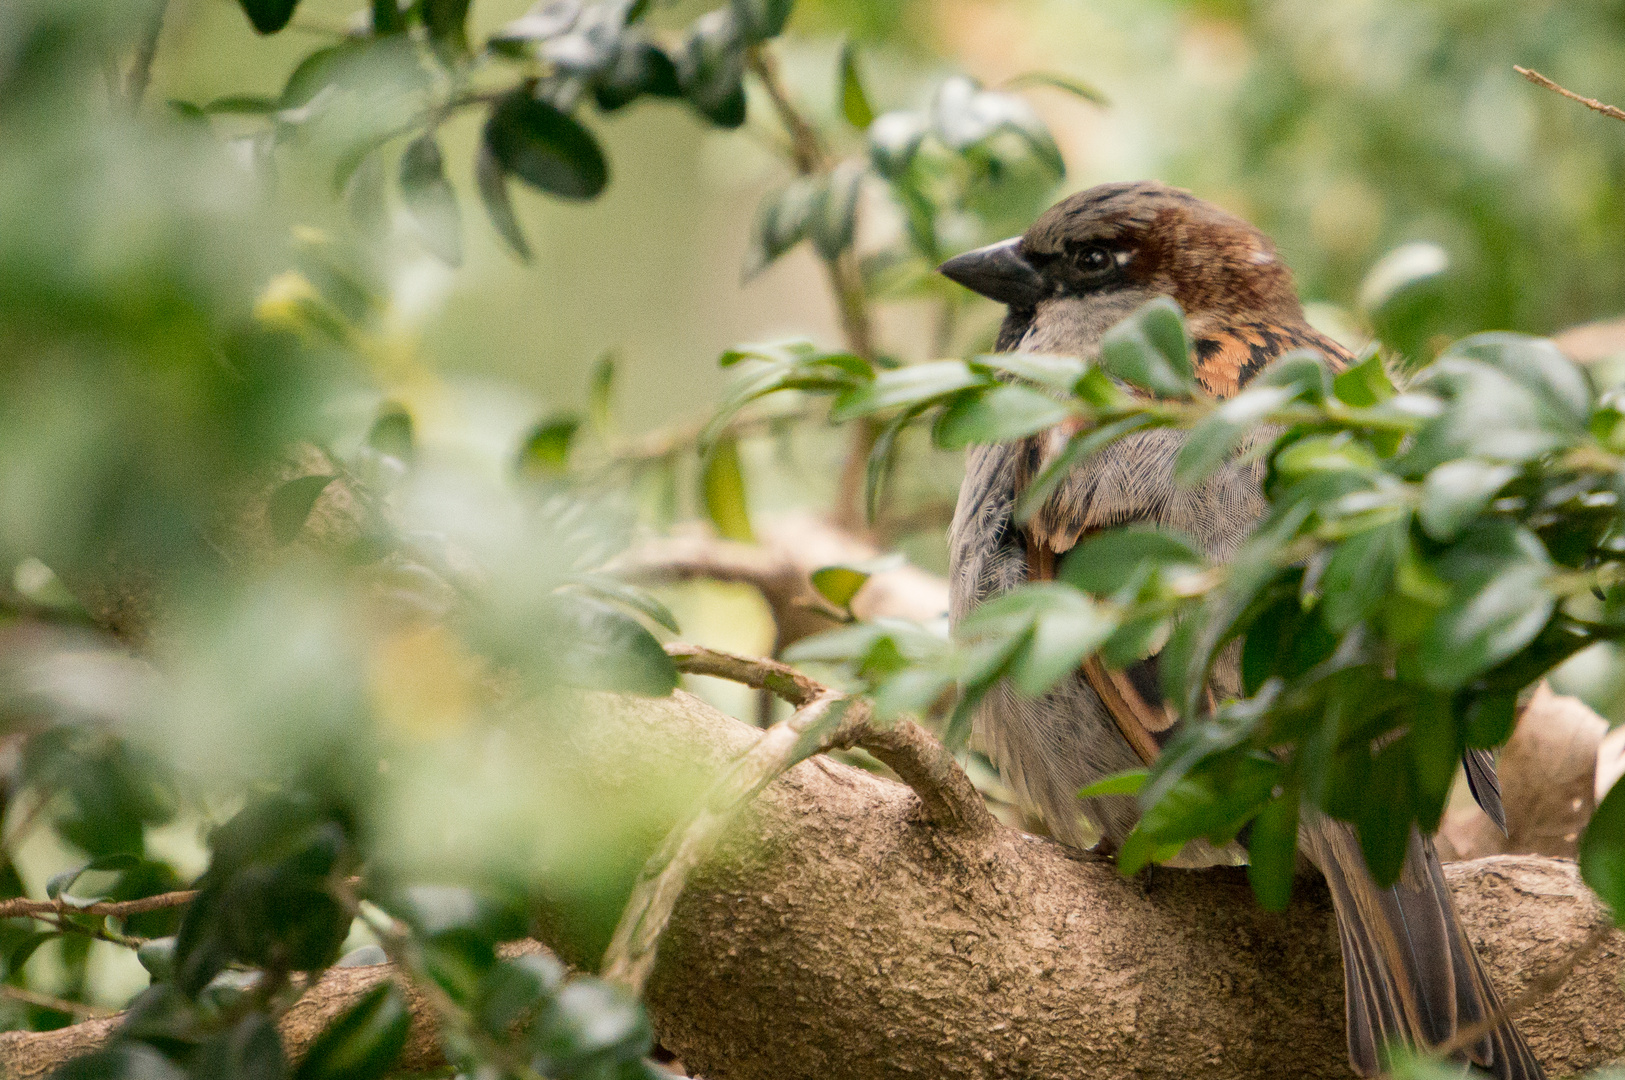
left=939, top=180, right=1544, bottom=1080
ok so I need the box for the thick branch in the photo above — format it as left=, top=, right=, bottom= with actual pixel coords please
left=6, top=691, right=1620, bottom=1080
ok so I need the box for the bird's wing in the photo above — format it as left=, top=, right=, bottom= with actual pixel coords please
left=1024, top=534, right=1173, bottom=766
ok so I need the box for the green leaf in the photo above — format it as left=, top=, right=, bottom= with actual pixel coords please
left=864, top=405, right=923, bottom=524
left=202, top=94, right=283, bottom=114
left=1001, top=70, right=1110, bottom=105
left=294, top=982, right=410, bottom=1080
left=837, top=39, right=875, bottom=129
left=1412, top=520, right=1555, bottom=691
left=47, top=852, right=139, bottom=900
left=702, top=435, right=755, bottom=543
left=1078, top=770, right=1149, bottom=798
left=484, top=90, right=609, bottom=201
left=811, top=160, right=864, bottom=261
left=533, top=978, right=652, bottom=1068
left=372, top=0, right=407, bottom=34
left=1358, top=242, right=1449, bottom=321
left=422, top=0, right=473, bottom=61
left=1174, top=384, right=1295, bottom=487
left=1319, top=520, right=1403, bottom=633
left=931, top=384, right=1070, bottom=449
left=1417, top=460, right=1518, bottom=542
left=975, top=352, right=1088, bottom=393
left=867, top=110, right=927, bottom=180
left=399, top=133, right=463, bottom=268
left=475, top=144, right=533, bottom=261
left=830, top=361, right=990, bottom=422
left=594, top=38, right=683, bottom=111
left=137, top=937, right=178, bottom=983
left=1332, top=348, right=1395, bottom=408
left=238, top=0, right=301, bottom=34
left=1010, top=590, right=1117, bottom=696
left=1582, top=777, right=1625, bottom=924
left=1098, top=297, right=1196, bottom=398
left=518, top=415, right=581, bottom=476
left=566, top=575, right=680, bottom=634
left=1059, top=526, right=1206, bottom=599
left=1246, top=793, right=1299, bottom=912
left=1442, top=332, right=1592, bottom=427
left=746, top=176, right=822, bottom=278
left=588, top=352, right=617, bottom=435
left=545, top=595, right=679, bottom=695
left=367, top=405, right=413, bottom=465
left=269, top=474, right=337, bottom=545
left=811, top=566, right=870, bottom=608
left=677, top=11, right=747, bottom=128
left=731, top=0, right=795, bottom=41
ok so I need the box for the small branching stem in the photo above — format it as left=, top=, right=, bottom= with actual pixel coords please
left=601, top=644, right=993, bottom=994
left=1515, top=66, right=1625, bottom=123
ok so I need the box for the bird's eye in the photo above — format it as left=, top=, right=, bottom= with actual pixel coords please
left=1074, top=245, right=1114, bottom=273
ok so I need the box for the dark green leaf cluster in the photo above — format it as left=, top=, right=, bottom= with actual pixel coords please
left=732, top=298, right=1625, bottom=917
left=201, top=0, right=802, bottom=264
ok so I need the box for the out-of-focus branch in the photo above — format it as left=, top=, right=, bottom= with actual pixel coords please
left=1515, top=66, right=1625, bottom=123
left=0, top=889, right=196, bottom=922
left=746, top=45, right=880, bottom=533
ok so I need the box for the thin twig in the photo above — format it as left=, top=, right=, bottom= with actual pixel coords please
left=0, top=985, right=117, bottom=1020
left=124, top=0, right=169, bottom=110
left=1515, top=66, right=1625, bottom=123
left=0, top=889, right=195, bottom=922
left=1429, top=918, right=1616, bottom=1062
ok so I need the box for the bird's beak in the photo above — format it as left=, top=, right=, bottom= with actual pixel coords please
left=938, top=237, right=1045, bottom=307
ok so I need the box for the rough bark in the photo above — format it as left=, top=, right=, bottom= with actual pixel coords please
left=6, top=690, right=1617, bottom=1080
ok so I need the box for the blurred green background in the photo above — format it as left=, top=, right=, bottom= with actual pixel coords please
left=148, top=0, right=1625, bottom=437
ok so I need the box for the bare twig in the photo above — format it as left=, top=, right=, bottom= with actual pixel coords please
left=1515, top=66, right=1625, bottom=123
left=0, top=986, right=117, bottom=1020
left=124, top=0, right=169, bottom=110
left=0, top=889, right=195, bottom=922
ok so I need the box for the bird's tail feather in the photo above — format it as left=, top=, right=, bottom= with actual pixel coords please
left=1301, top=818, right=1545, bottom=1079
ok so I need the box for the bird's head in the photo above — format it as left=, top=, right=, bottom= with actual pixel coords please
left=939, top=181, right=1306, bottom=361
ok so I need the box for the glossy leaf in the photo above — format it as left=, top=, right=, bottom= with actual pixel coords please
left=1247, top=793, right=1299, bottom=911
left=422, top=0, right=473, bottom=61
left=533, top=978, right=652, bottom=1069
left=588, top=351, right=617, bottom=434
left=238, top=0, right=301, bottom=34
left=702, top=435, right=755, bottom=543
left=1332, top=349, right=1396, bottom=407
left=830, top=361, right=989, bottom=422
left=269, top=474, right=337, bottom=545
left=1060, top=526, right=1206, bottom=599
left=867, top=111, right=927, bottom=180
left=837, top=39, right=875, bottom=128
left=746, top=177, right=823, bottom=278
left=1175, top=383, right=1295, bottom=486
left=475, top=144, right=533, bottom=261
left=368, top=403, right=414, bottom=463
left=399, top=133, right=463, bottom=268
left=1413, top=520, right=1555, bottom=690
left=1099, top=297, right=1196, bottom=398
left=1417, top=460, right=1517, bottom=541
left=811, top=161, right=864, bottom=261
left=518, top=415, right=582, bottom=476
left=811, top=566, right=870, bottom=608
left=567, top=574, right=681, bottom=633
left=1581, top=778, right=1625, bottom=925
left=1078, top=770, right=1149, bottom=798
left=932, top=383, right=1069, bottom=449
left=545, top=594, right=678, bottom=695
left=484, top=90, right=609, bottom=201
left=1001, top=70, right=1110, bottom=106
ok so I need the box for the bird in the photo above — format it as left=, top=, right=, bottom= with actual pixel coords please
left=938, top=180, right=1545, bottom=1080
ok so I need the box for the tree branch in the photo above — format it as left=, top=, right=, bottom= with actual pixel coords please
left=0, top=890, right=196, bottom=922
left=5, top=691, right=1620, bottom=1080
left=1515, top=66, right=1625, bottom=123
